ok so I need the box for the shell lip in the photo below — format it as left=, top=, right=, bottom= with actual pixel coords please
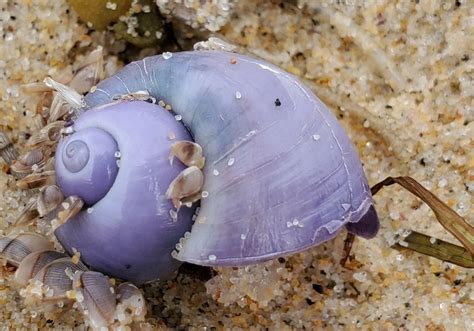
left=177, top=198, right=378, bottom=266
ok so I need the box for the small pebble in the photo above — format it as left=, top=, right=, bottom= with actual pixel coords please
left=227, top=158, right=235, bottom=166
left=208, top=254, right=217, bottom=261
left=235, top=91, right=242, bottom=99
left=105, top=1, right=117, bottom=10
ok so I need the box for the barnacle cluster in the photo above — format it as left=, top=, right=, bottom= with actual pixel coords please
left=0, top=48, right=148, bottom=329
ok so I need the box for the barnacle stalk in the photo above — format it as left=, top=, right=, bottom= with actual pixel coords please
left=0, top=46, right=154, bottom=328
left=0, top=231, right=147, bottom=328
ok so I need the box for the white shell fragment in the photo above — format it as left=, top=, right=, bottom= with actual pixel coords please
left=166, top=166, right=204, bottom=209
left=193, top=37, right=237, bottom=52
left=21, top=81, right=54, bottom=94
left=116, top=90, right=154, bottom=102
left=162, top=52, right=173, bottom=60
left=0, top=232, right=53, bottom=267
left=48, top=95, right=71, bottom=124
left=169, top=140, right=206, bottom=169
left=43, top=77, right=85, bottom=110
left=69, top=46, right=104, bottom=94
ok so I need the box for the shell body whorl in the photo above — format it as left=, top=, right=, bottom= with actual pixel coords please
left=80, top=50, right=379, bottom=271
left=55, top=101, right=195, bottom=284
left=56, top=127, right=119, bottom=205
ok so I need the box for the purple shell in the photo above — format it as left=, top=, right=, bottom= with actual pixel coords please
left=55, top=102, right=195, bottom=284
left=55, top=51, right=379, bottom=284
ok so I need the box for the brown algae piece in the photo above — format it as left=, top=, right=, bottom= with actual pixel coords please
left=67, top=0, right=132, bottom=30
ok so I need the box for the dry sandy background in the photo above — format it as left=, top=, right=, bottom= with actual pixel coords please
left=0, top=0, right=473, bottom=330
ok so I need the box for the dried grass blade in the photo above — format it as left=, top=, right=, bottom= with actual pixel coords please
left=395, top=231, right=473, bottom=268
left=372, top=176, right=474, bottom=262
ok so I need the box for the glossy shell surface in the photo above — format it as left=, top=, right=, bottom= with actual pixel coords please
left=71, top=50, right=379, bottom=275
left=55, top=101, right=195, bottom=284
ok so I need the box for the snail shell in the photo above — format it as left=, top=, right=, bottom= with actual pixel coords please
left=55, top=51, right=379, bottom=284
left=55, top=101, right=195, bottom=284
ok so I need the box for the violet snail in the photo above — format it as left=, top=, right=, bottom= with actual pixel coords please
left=54, top=49, right=380, bottom=285
left=1, top=47, right=472, bottom=328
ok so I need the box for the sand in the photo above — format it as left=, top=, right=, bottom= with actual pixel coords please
left=0, top=0, right=472, bottom=329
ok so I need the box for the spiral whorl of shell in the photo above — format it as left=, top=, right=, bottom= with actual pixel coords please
left=54, top=101, right=196, bottom=284
left=56, top=127, right=119, bottom=205
left=85, top=51, right=379, bottom=267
